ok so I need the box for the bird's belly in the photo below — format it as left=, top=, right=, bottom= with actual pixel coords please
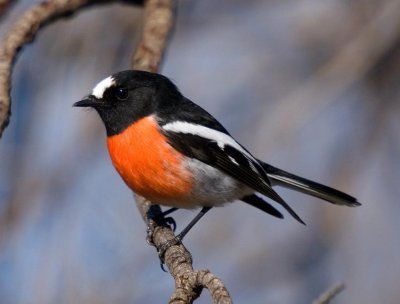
left=184, top=158, right=254, bottom=207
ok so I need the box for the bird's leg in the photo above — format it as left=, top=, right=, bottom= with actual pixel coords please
left=175, top=207, right=212, bottom=241
left=158, top=206, right=212, bottom=262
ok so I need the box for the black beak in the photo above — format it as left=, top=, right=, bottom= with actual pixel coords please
left=73, top=96, right=97, bottom=107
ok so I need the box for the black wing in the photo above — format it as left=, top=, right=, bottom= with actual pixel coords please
left=162, top=130, right=305, bottom=224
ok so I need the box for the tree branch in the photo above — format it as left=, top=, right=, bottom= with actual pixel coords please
left=132, top=0, right=174, bottom=72
left=312, top=282, right=345, bottom=304
left=0, top=0, right=140, bottom=137
left=135, top=196, right=231, bottom=303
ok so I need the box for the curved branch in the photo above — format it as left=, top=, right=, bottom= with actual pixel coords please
left=135, top=196, right=231, bottom=303
left=0, top=0, right=130, bottom=137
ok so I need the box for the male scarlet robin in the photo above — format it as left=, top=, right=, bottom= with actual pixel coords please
left=74, top=70, right=360, bottom=248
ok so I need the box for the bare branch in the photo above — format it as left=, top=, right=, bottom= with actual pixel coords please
left=0, top=0, right=14, bottom=18
left=135, top=192, right=232, bottom=304
left=0, top=0, right=127, bottom=137
left=312, top=282, right=345, bottom=304
left=132, top=0, right=175, bottom=72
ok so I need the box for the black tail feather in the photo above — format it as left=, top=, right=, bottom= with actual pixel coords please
left=261, top=162, right=361, bottom=207
left=241, top=194, right=284, bottom=219
left=242, top=193, right=306, bottom=225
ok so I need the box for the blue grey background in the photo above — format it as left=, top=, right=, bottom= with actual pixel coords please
left=1, top=1, right=399, bottom=303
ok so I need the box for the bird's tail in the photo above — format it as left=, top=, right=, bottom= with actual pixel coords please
left=261, top=162, right=361, bottom=207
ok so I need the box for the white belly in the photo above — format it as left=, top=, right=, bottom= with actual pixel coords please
left=180, top=158, right=254, bottom=208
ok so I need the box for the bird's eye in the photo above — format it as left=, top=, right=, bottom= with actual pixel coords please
left=115, top=87, right=128, bottom=100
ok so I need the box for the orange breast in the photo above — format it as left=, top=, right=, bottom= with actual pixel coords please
left=106, top=116, right=193, bottom=205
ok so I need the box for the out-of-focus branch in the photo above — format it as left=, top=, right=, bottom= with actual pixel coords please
left=256, top=0, right=400, bottom=143
left=0, top=0, right=14, bottom=18
left=0, top=0, right=92, bottom=136
left=0, top=0, right=141, bottom=138
left=132, top=0, right=174, bottom=72
left=312, top=282, right=345, bottom=304
left=132, top=1, right=232, bottom=303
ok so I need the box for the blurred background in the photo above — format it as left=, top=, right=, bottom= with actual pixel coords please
left=0, top=0, right=399, bottom=303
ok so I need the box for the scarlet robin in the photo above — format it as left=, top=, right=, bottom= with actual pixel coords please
left=74, top=70, right=360, bottom=247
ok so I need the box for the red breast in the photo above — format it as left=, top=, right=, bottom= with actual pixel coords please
left=107, top=116, right=194, bottom=204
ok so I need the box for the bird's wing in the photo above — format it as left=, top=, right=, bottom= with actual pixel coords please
left=160, top=121, right=304, bottom=224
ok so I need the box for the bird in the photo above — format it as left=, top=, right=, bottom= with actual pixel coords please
left=74, top=70, right=360, bottom=247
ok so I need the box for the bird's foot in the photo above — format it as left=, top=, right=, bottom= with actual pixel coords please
left=146, top=216, right=177, bottom=246
left=145, top=211, right=180, bottom=271
left=146, top=206, right=178, bottom=246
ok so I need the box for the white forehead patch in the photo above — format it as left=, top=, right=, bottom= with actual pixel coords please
left=91, top=76, right=115, bottom=99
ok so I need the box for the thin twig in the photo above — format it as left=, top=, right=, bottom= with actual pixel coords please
left=312, top=282, right=345, bottom=304
left=0, top=0, right=125, bottom=137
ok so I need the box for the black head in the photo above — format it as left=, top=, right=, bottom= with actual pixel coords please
left=74, top=70, right=182, bottom=136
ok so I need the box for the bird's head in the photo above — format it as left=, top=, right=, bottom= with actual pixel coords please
left=74, top=70, right=181, bottom=136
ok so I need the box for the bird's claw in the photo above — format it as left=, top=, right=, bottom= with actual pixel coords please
left=146, top=215, right=177, bottom=246
left=164, top=216, right=177, bottom=232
